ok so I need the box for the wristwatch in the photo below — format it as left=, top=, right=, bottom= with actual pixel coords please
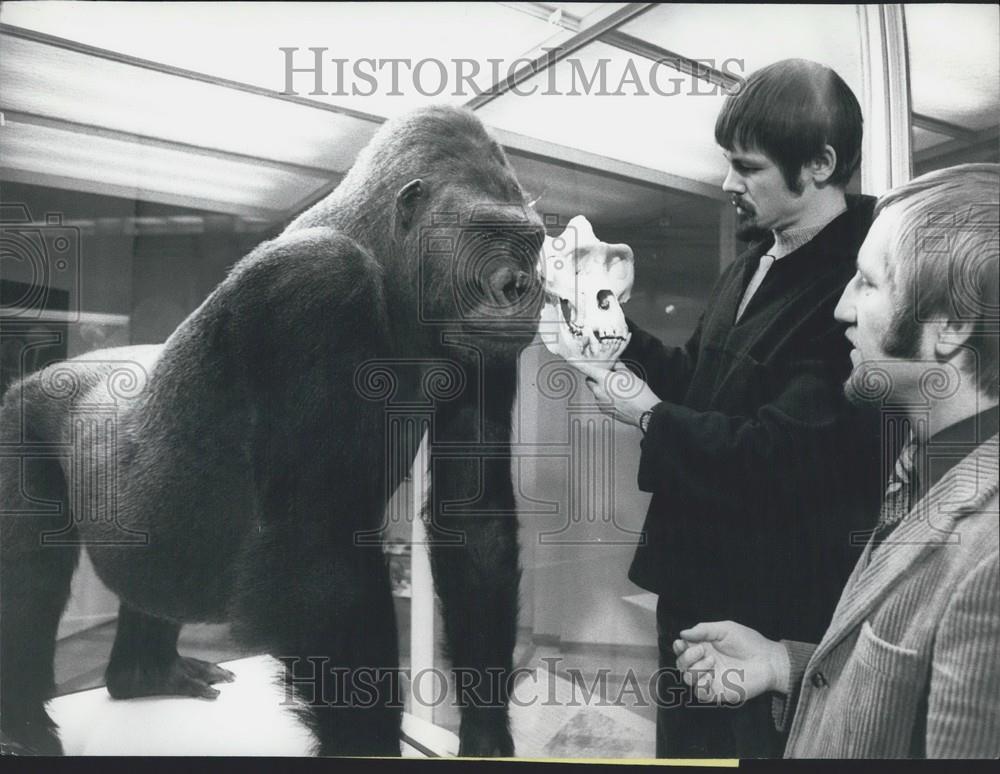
left=639, top=410, right=654, bottom=435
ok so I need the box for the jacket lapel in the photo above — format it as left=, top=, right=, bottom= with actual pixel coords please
left=718, top=240, right=772, bottom=325
left=809, top=435, right=999, bottom=665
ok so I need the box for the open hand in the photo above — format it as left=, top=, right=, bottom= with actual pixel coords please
left=673, top=620, right=790, bottom=705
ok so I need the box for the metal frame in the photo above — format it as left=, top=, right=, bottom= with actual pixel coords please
left=0, top=167, right=281, bottom=224
left=496, top=127, right=726, bottom=201
left=464, top=3, right=656, bottom=110
left=914, top=125, right=1000, bottom=168
left=911, top=113, right=980, bottom=143
left=500, top=1, right=742, bottom=94
left=857, top=3, right=913, bottom=195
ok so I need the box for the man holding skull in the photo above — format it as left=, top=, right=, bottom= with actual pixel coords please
left=573, top=59, right=883, bottom=757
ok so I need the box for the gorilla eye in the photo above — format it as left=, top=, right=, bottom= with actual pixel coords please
left=475, top=230, right=506, bottom=245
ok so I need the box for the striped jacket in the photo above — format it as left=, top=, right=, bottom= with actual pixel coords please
left=775, top=434, right=999, bottom=758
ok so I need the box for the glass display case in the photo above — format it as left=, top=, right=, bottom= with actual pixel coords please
left=1, top=1, right=996, bottom=758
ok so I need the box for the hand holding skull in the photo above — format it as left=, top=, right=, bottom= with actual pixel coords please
left=581, top=362, right=661, bottom=428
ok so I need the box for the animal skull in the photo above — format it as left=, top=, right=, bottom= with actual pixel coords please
left=537, top=215, right=635, bottom=363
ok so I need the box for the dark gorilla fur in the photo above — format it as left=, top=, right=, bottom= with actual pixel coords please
left=0, top=106, right=545, bottom=756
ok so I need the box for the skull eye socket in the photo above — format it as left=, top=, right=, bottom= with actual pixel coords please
left=596, top=289, right=613, bottom=310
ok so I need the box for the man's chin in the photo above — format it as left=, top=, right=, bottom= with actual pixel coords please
left=843, top=362, right=894, bottom=406
left=735, top=221, right=770, bottom=243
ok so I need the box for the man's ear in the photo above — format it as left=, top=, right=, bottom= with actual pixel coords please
left=933, top=318, right=975, bottom=360
left=807, top=145, right=838, bottom=185
left=396, top=178, right=424, bottom=230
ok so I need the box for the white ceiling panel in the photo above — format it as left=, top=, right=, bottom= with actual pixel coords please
left=478, top=41, right=731, bottom=186
left=906, top=4, right=1000, bottom=131
left=0, top=1, right=571, bottom=119
left=616, top=3, right=865, bottom=99
left=0, top=35, right=377, bottom=173
left=0, top=119, right=329, bottom=217
left=482, top=3, right=867, bottom=187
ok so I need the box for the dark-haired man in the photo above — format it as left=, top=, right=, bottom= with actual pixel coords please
left=578, top=59, right=882, bottom=757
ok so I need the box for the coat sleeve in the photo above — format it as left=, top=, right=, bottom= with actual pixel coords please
left=635, top=324, right=858, bottom=509
left=926, top=548, right=1000, bottom=757
left=619, top=315, right=702, bottom=405
left=771, top=640, right=817, bottom=734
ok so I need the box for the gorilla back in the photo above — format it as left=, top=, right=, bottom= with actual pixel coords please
left=0, top=105, right=544, bottom=756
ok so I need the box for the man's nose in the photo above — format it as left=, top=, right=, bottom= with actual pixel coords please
left=833, top=285, right=855, bottom=324
left=722, top=167, right=744, bottom=194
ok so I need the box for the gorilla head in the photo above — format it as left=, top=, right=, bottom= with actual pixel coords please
left=291, top=106, right=546, bottom=363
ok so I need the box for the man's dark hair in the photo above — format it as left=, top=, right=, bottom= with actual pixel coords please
left=715, top=59, right=863, bottom=192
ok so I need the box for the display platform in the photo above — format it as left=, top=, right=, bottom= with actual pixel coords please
left=47, top=654, right=458, bottom=757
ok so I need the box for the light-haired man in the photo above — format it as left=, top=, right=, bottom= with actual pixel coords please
left=674, top=163, right=1000, bottom=758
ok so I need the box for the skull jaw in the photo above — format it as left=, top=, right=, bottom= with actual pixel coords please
left=542, top=294, right=628, bottom=362
left=559, top=297, right=626, bottom=341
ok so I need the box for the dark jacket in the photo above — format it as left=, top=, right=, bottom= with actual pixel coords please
left=622, top=195, right=883, bottom=643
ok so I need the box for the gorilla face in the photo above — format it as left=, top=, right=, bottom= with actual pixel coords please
left=417, top=200, right=546, bottom=351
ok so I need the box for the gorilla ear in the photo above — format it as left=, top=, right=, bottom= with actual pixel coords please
left=396, top=179, right=425, bottom=231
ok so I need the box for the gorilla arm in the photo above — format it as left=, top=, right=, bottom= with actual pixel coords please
left=224, top=228, right=403, bottom=756
left=427, top=358, right=521, bottom=758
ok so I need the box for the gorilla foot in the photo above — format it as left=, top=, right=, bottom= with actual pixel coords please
left=106, top=655, right=236, bottom=701
left=458, top=710, right=515, bottom=758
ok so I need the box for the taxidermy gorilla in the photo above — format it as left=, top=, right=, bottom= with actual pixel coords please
left=0, top=106, right=545, bottom=756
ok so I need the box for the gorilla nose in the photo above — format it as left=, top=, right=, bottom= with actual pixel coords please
left=487, top=266, right=532, bottom=305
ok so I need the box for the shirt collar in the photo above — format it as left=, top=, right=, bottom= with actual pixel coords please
left=770, top=202, right=849, bottom=260
left=915, top=404, right=1000, bottom=500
